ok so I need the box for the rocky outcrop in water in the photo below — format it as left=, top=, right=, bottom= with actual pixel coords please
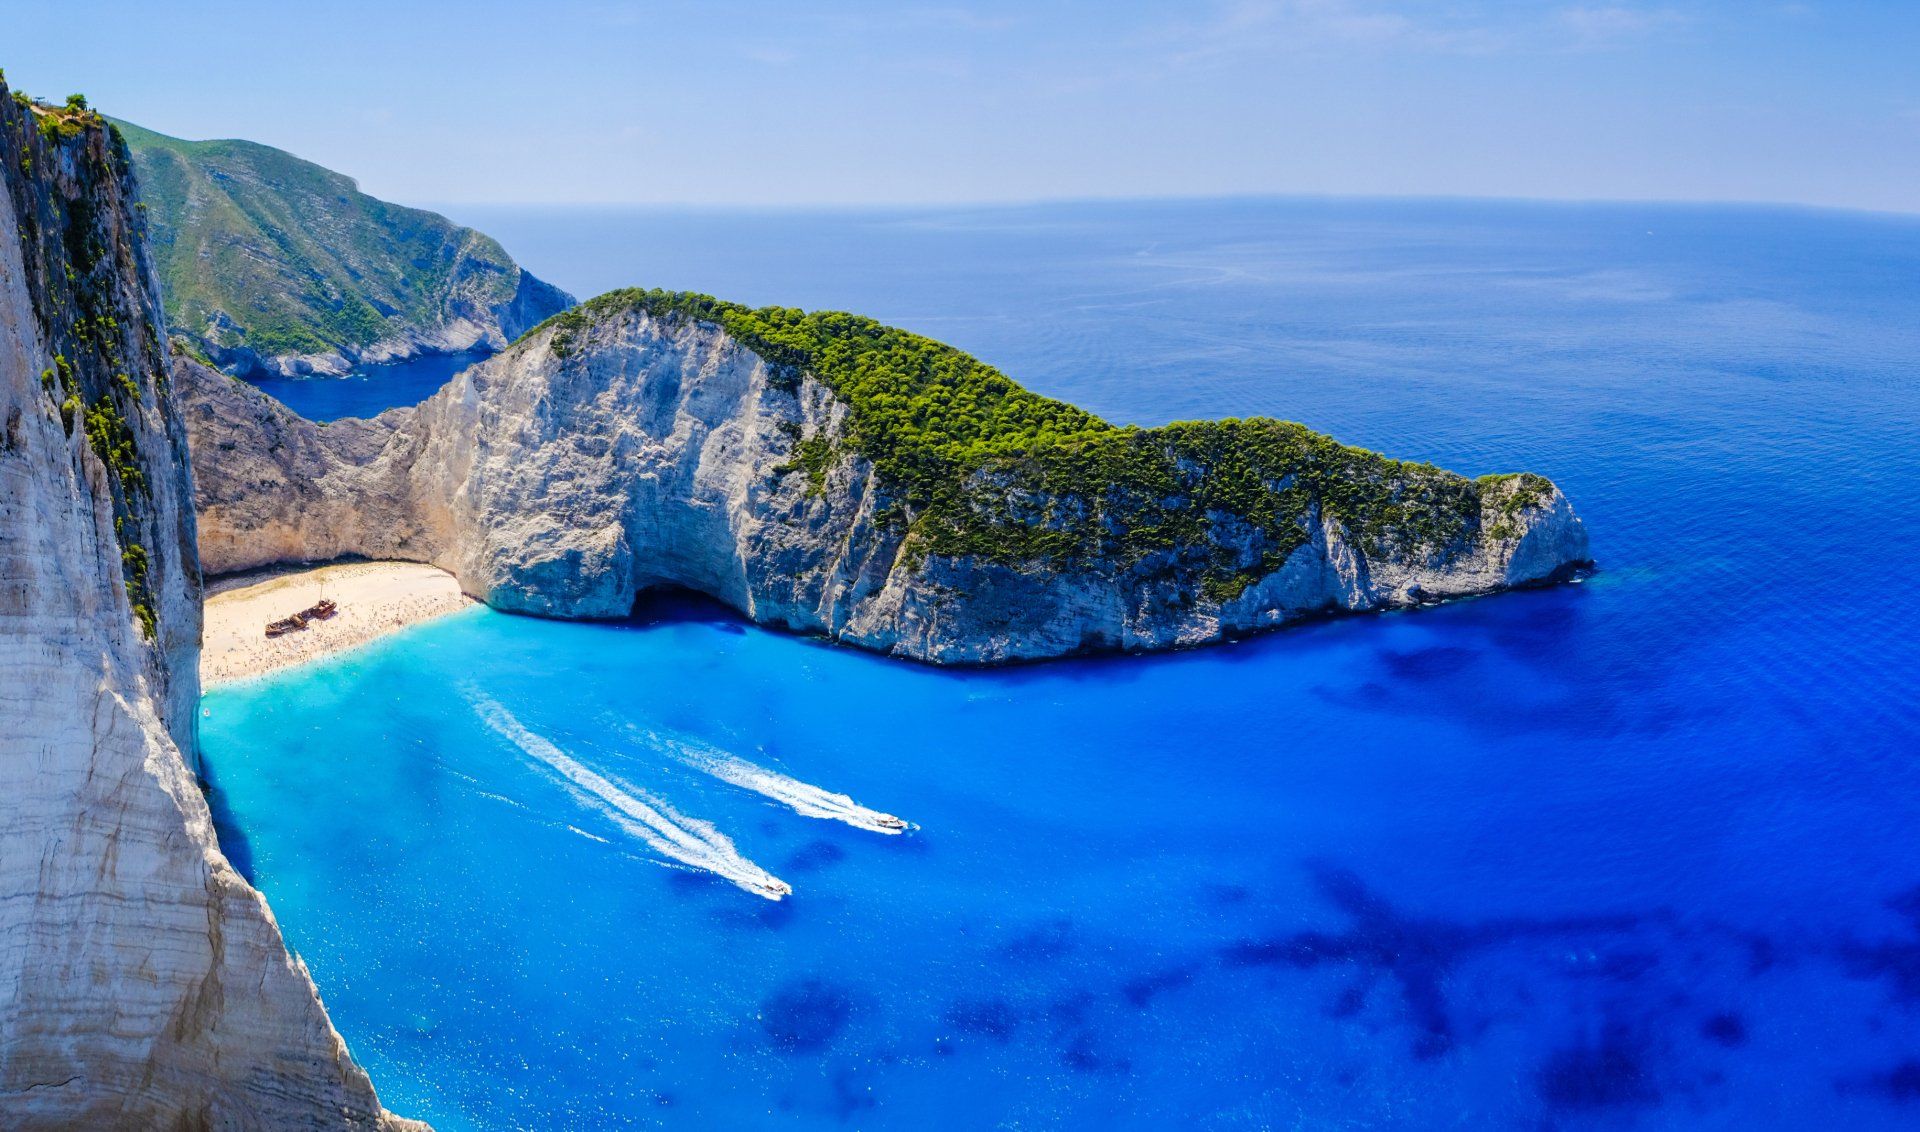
left=186, top=293, right=1589, bottom=663
left=0, top=83, right=420, bottom=1130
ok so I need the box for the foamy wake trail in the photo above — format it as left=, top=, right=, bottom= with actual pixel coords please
left=468, top=692, right=790, bottom=900
left=627, top=726, right=911, bottom=836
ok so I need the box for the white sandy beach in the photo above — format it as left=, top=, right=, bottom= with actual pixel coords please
left=201, top=561, right=476, bottom=688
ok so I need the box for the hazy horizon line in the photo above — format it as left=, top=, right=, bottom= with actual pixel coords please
left=97, top=116, right=1920, bottom=226
left=423, top=190, right=1920, bottom=224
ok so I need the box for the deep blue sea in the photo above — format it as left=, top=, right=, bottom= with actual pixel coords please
left=201, top=198, right=1920, bottom=1129
left=243, top=347, right=493, bottom=421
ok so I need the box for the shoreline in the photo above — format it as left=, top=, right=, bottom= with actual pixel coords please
left=201, top=561, right=477, bottom=688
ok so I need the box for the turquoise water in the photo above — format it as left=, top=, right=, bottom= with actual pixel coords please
left=202, top=198, right=1920, bottom=1128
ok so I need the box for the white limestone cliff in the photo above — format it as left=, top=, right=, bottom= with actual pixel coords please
left=0, top=88, right=422, bottom=1130
left=186, top=302, right=1589, bottom=663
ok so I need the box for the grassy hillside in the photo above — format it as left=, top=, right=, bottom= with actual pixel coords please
left=535, top=290, right=1556, bottom=593
left=115, top=120, right=569, bottom=370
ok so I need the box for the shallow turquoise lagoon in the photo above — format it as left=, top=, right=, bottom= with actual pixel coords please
left=204, top=198, right=1920, bottom=1128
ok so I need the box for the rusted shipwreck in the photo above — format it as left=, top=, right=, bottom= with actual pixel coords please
left=264, top=598, right=339, bottom=638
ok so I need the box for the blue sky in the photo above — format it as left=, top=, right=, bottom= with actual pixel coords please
left=4, top=1, right=1915, bottom=211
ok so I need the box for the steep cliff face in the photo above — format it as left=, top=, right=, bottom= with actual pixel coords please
left=188, top=293, right=1589, bottom=663
left=117, top=119, right=572, bottom=378
left=0, top=83, right=420, bottom=1130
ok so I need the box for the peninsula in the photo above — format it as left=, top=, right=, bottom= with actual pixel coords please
left=183, top=289, right=1590, bottom=663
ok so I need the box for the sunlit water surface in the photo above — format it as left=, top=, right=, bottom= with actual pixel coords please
left=202, top=198, right=1920, bottom=1129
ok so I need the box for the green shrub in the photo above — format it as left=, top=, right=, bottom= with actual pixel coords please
left=531, top=290, right=1529, bottom=591
left=775, top=434, right=839, bottom=496
left=11, top=86, right=161, bottom=639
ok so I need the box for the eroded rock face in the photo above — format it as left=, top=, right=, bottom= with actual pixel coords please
left=0, top=86, right=421, bottom=1130
left=187, top=303, right=1589, bottom=664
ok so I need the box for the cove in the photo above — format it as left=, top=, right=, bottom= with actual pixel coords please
left=243, top=347, right=494, bottom=421
left=202, top=197, right=1920, bottom=1129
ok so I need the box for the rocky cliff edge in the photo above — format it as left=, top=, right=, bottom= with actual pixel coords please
left=0, top=80, right=423, bottom=1130
left=187, top=289, right=1590, bottom=663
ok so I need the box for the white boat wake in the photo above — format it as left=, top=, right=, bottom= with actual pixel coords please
left=623, top=725, right=911, bottom=836
left=468, top=691, right=790, bottom=900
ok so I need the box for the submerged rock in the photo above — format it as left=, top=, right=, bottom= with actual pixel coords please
left=185, top=289, right=1590, bottom=663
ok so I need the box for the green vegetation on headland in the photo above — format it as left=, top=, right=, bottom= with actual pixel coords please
left=531, top=290, right=1554, bottom=591
left=112, top=120, right=570, bottom=369
left=3, top=77, right=161, bottom=635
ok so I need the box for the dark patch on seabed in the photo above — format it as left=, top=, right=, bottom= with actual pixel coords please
left=1699, top=1011, right=1748, bottom=1048
left=1059, top=1029, right=1132, bottom=1075
left=1839, top=885, right=1920, bottom=1003
left=1312, top=589, right=1708, bottom=744
left=828, top=1065, right=877, bottom=1120
left=1000, top=917, right=1075, bottom=963
left=944, top=998, right=1019, bottom=1043
left=1536, top=1020, right=1662, bottom=1112
left=1377, top=644, right=1479, bottom=681
left=786, top=838, right=847, bottom=873
left=1121, top=963, right=1197, bottom=1007
left=1844, top=1060, right=1920, bottom=1104
left=838, top=858, right=1920, bottom=1125
left=1219, top=862, right=1642, bottom=1060
left=760, top=978, right=855, bottom=1054
left=1204, top=882, right=1251, bottom=907
left=1188, top=863, right=1920, bottom=1123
